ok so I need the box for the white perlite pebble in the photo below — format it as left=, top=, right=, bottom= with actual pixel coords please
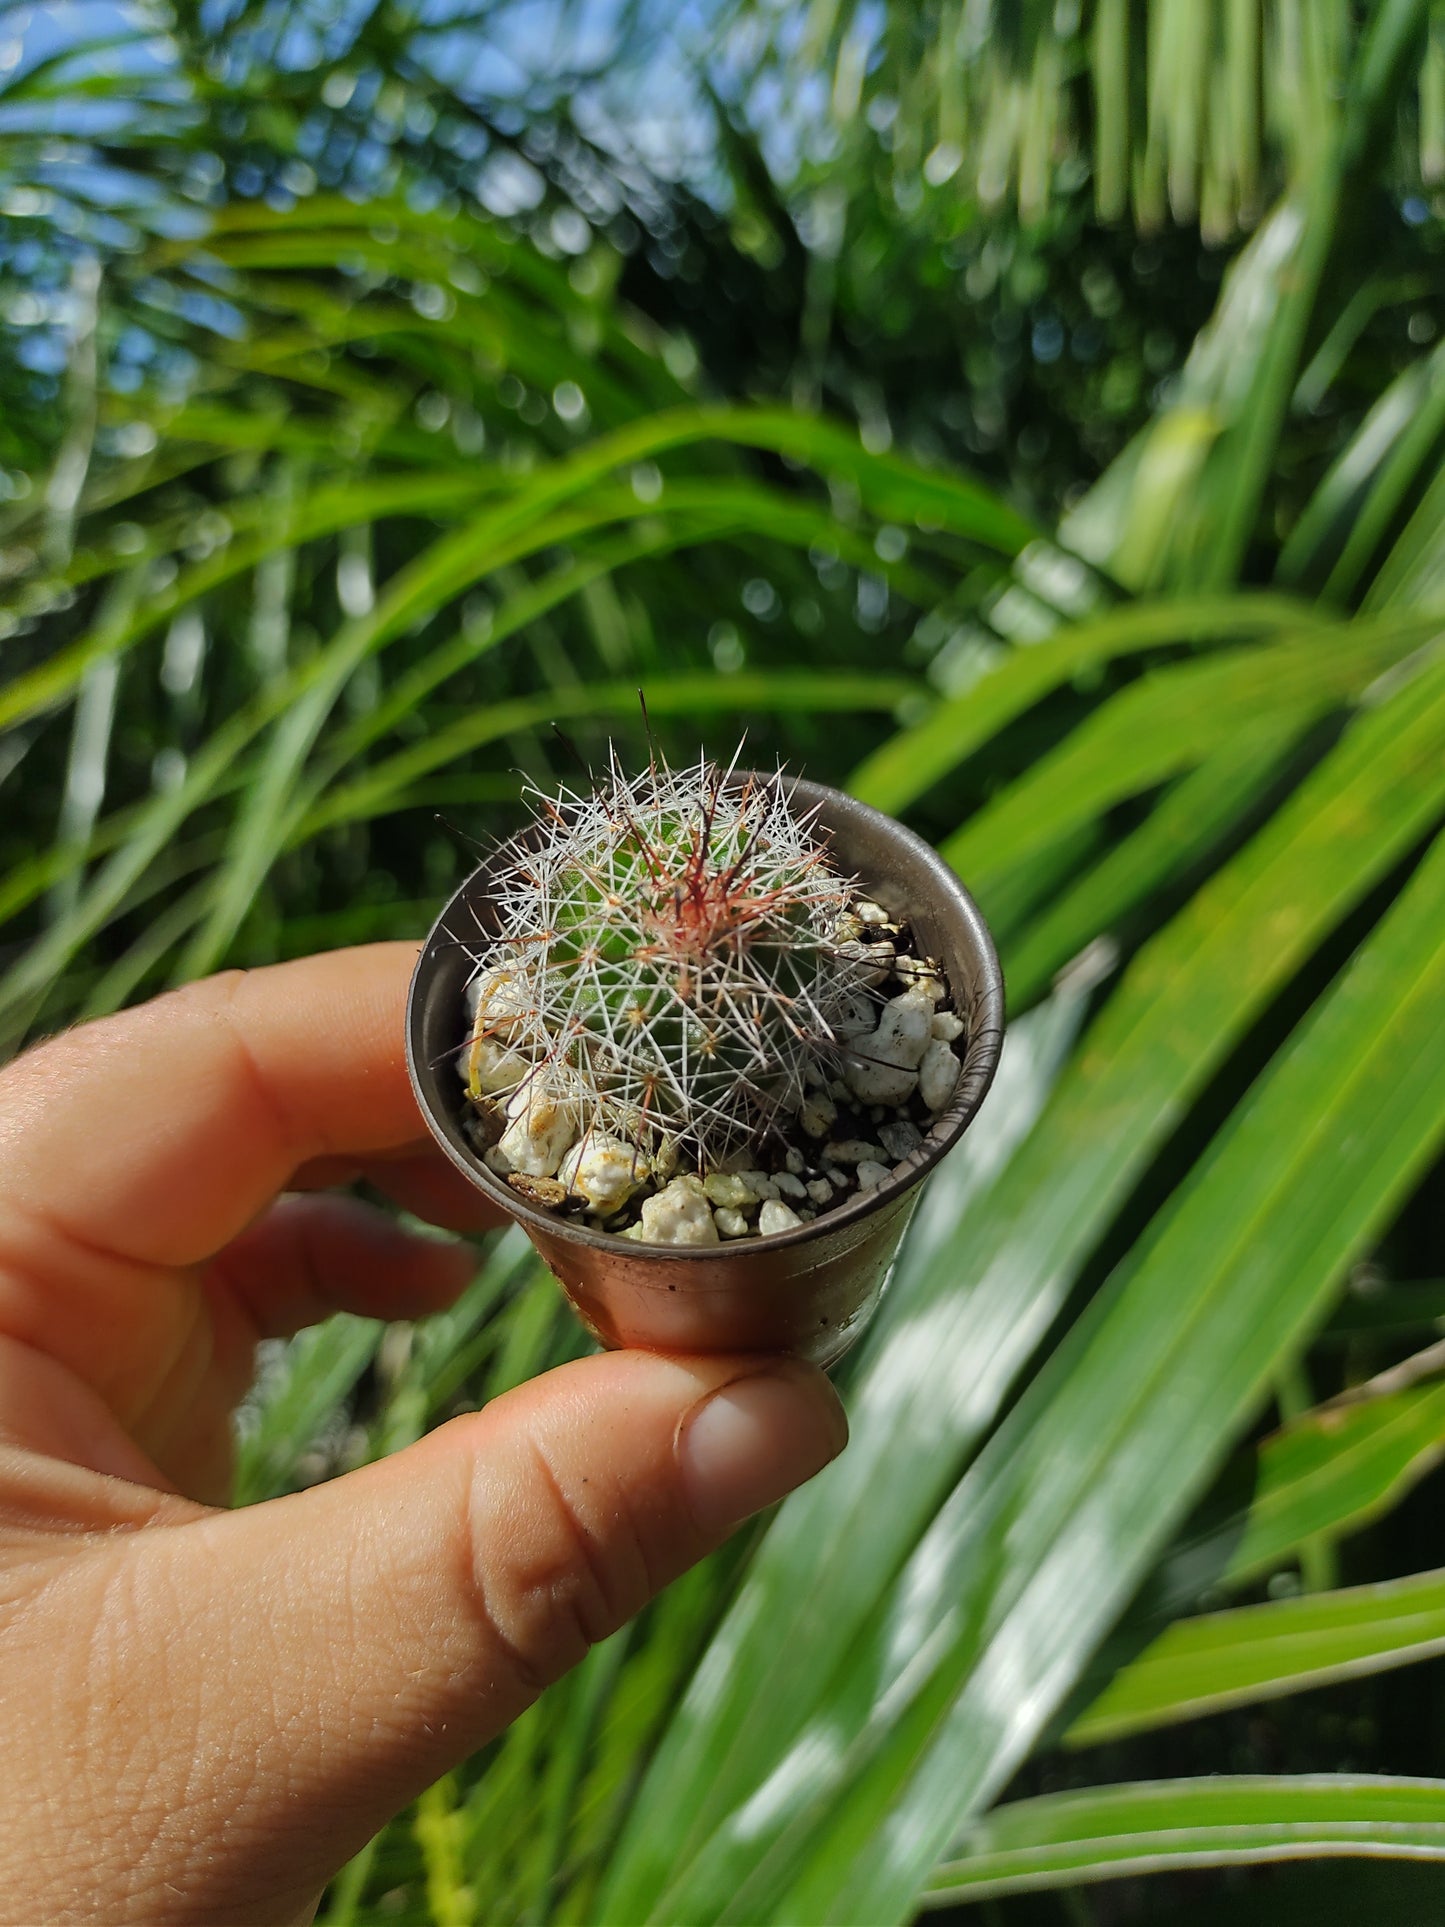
left=558, top=1133, right=649, bottom=1214
left=855, top=1160, right=890, bottom=1191
left=704, top=1172, right=755, bottom=1211
left=835, top=938, right=894, bottom=988
left=461, top=969, right=531, bottom=1096
left=919, top=1037, right=962, bottom=1113
left=640, top=1175, right=719, bottom=1246
left=773, top=1172, right=808, bottom=1201
left=466, top=967, right=530, bottom=1032
left=715, top=1207, right=751, bottom=1238
left=457, top=1033, right=528, bottom=1097
left=893, top=956, right=947, bottom=1001
left=806, top=1178, right=833, bottom=1206
left=497, top=1084, right=579, bottom=1178
left=738, top=1170, right=781, bottom=1202
left=784, top=1146, right=806, bottom=1175
left=824, top=1138, right=888, bottom=1165
left=834, top=1008, right=878, bottom=1038
left=843, top=986, right=934, bottom=1104
left=799, top=1091, right=837, bottom=1138
left=758, top=1198, right=804, bottom=1236
left=856, top=899, right=890, bottom=925
left=879, top=1118, right=924, bottom=1160
left=652, top=1136, right=680, bottom=1181
left=931, top=1011, right=965, bottom=1041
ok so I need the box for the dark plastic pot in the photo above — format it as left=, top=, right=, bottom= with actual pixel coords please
left=406, top=774, right=1004, bottom=1369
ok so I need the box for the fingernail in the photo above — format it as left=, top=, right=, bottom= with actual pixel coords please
left=680, top=1368, right=848, bottom=1537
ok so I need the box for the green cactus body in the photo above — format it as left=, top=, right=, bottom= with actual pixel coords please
left=466, top=755, right=873, bottom=1166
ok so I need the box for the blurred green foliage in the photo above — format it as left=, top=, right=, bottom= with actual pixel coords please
left=5, top=2, right=1445, bottom=1923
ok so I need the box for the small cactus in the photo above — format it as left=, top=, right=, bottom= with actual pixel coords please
left=462, top=750, right=875, bottom=1169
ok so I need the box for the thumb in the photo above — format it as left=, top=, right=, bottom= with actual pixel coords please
left=131, top=1350, right=845, bottom=1919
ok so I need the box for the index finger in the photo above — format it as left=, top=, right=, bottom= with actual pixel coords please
left=0, top=944, right=471, bottom=1268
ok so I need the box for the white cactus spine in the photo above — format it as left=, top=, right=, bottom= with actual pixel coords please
left=463, top=750, right=874, bottom=1168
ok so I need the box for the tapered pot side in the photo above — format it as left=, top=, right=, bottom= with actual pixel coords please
left=406, top=775, right=1005, bottom=1369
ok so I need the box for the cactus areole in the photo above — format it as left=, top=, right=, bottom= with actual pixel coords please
left=407, top=754, right=1003, bottom=1359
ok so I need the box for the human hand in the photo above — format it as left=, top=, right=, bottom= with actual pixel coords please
left=0, top=944, right=846, bottom=1926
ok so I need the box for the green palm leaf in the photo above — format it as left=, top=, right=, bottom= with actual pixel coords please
left=924, top=1775, right=1445, bottom=1907
left=1161, top=1377, right=1445, bottom=1603
left=599, top=645, right=1445, bottom=1923
left=713, top=763, right=1445, bottom=1927
left=732, top=0, right=1436, bottom=237
left=1069, top=1568, right=1445, bottom=1747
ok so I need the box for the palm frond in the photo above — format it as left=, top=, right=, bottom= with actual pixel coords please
left=727, top=0, right=1441, bottom=240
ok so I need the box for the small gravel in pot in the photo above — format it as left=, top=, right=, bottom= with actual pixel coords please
left=460, top=895, right=969, bottom=1245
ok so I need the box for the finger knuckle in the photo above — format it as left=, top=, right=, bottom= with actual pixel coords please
left=463, top=1441, right=650, bottom=1701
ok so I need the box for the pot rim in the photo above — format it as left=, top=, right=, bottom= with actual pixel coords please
left=405, top=771, right=1005, bottom=1271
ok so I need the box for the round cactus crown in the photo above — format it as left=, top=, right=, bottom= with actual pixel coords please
left=465, top=751, right=873, bottom=1163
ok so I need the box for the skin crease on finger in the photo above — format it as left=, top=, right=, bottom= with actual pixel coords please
left=0, top=948, right=848, bottom=1927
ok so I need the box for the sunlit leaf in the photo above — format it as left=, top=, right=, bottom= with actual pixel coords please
left=924, top=1774, right=1445, bottom=1907
left=1068, top=1567, right=1445, bottom=1748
